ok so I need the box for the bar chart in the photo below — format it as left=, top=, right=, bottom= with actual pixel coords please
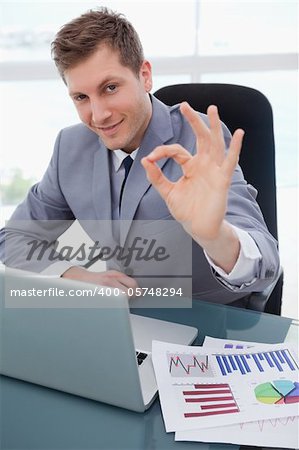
left=181, top=383, right=239, bottom=418
left=215, top=348, right=298, bottom=376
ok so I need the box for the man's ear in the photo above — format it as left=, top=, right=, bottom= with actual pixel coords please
left=140, top=60, right=153, bottom=93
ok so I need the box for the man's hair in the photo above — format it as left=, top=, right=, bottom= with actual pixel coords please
left=51, top=7, right=144, bottom=80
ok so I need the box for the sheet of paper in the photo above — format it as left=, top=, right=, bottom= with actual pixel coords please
left=175, top=416, right=299, bottom=448
left=152, top=340, right=299, bottom=433
left=175, top=337, right=299, bottom=448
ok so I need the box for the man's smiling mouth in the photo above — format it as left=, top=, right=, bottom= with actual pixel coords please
left=97, top=119, right=124, bottom=136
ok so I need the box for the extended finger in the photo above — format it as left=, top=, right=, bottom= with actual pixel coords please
left=207, top=105, right=222, bottom=134
left=222, top=129, right=244, bottom=176
left=180, top=102, right=210, bottom=153
left=207, top=105, right=225, bottom=163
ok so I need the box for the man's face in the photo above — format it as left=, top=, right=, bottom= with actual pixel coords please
left=64, top=45, right=153, bottom=153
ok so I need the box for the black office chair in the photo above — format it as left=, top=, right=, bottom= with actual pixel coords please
left=154, top=83, right=283, bottom=315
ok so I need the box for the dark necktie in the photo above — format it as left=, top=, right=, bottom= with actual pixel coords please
left=119, top=155, right=133, bottom=211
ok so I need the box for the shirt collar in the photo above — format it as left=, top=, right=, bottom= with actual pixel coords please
left=111, top=148, right=139, bottom=172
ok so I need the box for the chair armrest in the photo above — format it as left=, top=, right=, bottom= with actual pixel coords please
left=247, top=266, right=284, bottom=314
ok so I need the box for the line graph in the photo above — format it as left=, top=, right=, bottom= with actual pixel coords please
left=239, top=416, right=298, bottom=432
left=168, top=353, right=213, bottom=377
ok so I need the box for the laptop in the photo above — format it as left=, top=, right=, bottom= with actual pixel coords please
left=0, top=266, right=197, bottom=412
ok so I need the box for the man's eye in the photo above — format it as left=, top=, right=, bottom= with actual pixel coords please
left=74, top=94, right=87, bottom=102
left=106, top=85, right=117, bottom=93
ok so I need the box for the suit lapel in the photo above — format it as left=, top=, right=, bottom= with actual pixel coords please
left=119, top=97, right=174, bottom=246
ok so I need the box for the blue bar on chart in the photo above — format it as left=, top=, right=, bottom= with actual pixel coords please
left=215, top=349, right=298, bottom=376
left=224, top=344, right=245, bottom=349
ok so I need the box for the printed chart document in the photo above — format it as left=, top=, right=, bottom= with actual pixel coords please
left=175, top=337, right=299, bottom=448
left=151, top=340, right=299, bottom=439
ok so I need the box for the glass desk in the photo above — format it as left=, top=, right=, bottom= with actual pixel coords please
left=1, top=300, right=298, bottom=450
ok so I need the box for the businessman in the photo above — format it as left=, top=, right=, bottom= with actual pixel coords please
left=0, top=7, right=280, bottom=305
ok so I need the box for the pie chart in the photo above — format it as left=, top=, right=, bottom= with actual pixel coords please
left=255, top=380, right=299, bottom=405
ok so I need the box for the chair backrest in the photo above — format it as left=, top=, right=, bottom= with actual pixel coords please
left=154, top=83, right=278, bottom=240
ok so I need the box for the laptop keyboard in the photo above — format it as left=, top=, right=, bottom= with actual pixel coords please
left=136, top=351, right=148, bottom=366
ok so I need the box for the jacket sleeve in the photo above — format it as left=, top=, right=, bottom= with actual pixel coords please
left=0, top=130, right=76, bottom=272
left=211, top=121, right=280, bottom=293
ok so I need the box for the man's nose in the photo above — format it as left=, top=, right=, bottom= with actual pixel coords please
left=90, top=100, right=112, bottom=125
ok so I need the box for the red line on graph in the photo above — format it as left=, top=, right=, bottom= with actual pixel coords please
left=169, top=355, right=209, bottom=374
left=194, top=383, right=228, bottom=388
left=239, top=416, right=298, bottom=431
left=200, top=402, right=237, bottom=410
left=184, top=408, right=239, bottom=418
left=183, top=389, right=231, bottom=395
left=185, top=396, right=233, bottom=403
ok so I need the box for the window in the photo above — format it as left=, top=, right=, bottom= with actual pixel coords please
left=0, top=0, right=297, bottom=317
left=1, top=0, right=297, bottom=198
left=202, top=70, right=298, bottom=187
left=197, top=1, right=297, bottom=55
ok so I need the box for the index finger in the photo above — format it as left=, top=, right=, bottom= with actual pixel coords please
left=180, top=101, right=210, bottom=148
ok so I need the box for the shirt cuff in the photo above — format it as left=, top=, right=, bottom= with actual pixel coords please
left=204, top=225, right=262, bottom=289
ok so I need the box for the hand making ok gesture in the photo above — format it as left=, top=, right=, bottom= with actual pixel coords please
left=141, top=102, right=245, bottom=272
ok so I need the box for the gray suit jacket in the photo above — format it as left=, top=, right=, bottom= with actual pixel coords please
left=0, top=96, right=280, bottom=303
